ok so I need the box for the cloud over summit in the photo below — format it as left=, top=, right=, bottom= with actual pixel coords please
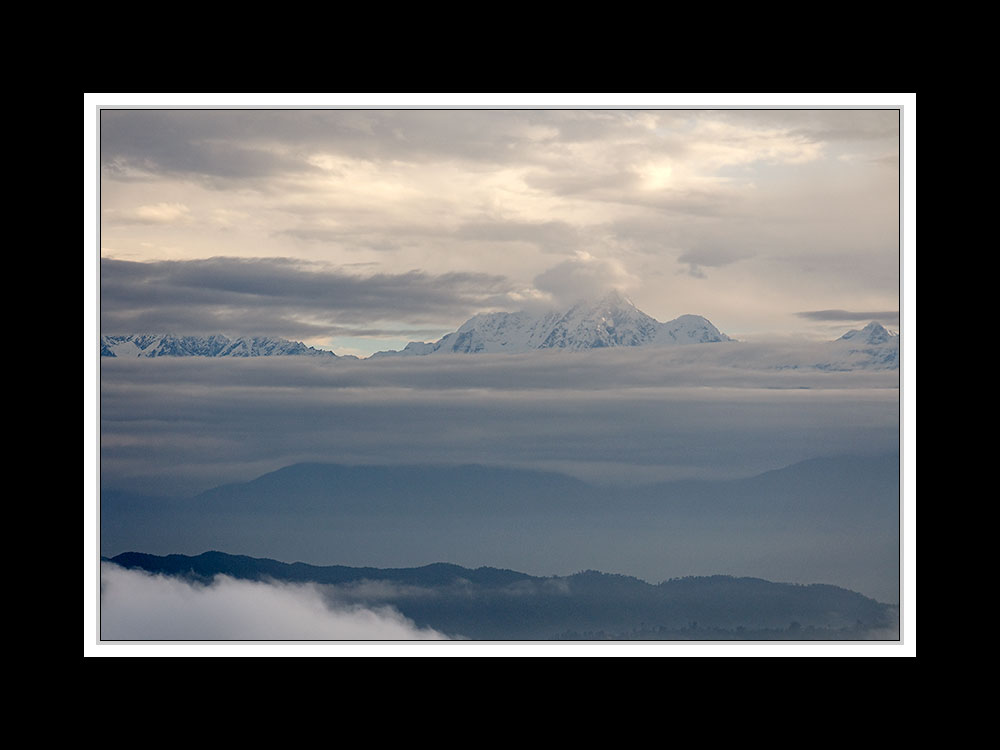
left=533, top=252, right=636, bottom=308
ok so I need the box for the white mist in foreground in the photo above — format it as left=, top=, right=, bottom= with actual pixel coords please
left=100, top=563, right=448, bottom=641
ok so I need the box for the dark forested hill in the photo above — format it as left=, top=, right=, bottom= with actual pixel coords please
left=106, top=551, right=897, bottom=640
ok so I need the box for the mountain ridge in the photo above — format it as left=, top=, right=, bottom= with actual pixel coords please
left=104, top=549, right=898, bottom=639
left=372, top=290, right=732, bottom=357
left=100, top=333, right=354, bottom=359
left=98, top=301, right=899, bottom=369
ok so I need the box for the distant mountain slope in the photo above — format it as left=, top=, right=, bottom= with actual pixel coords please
left=177, top=456, right=898, bottom=518
left=372, top=290, right=731, bottom=356
left=105, top=550, right=897, bottom=639
left=101, top=455, right=900, bottom=603
left=100, top=334, right=351, bottom=358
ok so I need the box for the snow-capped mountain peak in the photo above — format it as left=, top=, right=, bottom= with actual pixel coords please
left=536, top=291, right=661, bottom=351
left=838, top=321, right=898, bottom=346
left=657, top=314, right=732, bottom=345
left=813, top=320, right=899, bottom=370
left=372, top=292, right=732, bottom=357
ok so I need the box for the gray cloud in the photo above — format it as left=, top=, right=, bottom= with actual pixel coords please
left=523, top=168, right=640, bottom=199
left=678, top=246, right=753, bottom=268
left=678, top=245, right=755, bottom=278
left=797, top=309, right=900, bottom=325
left=276, top=220, right=444, bottom=251
left=532, top=253, right=634, bottom=306
left=520, top=175, right=740, bottom=220
left=101, top=111, right=318, bottom=183
left=100, top=109, right=609, bottom=183
left=278, top=219, right=586, bottom=255
left=683, top=265, right=707, bottom=280
left=454, top=219, right=581, bottom=251
left=712, top=109, right=900, bottom=143
left=104, top=108, right=869, bottom=195
left=100, top=562, right=448, bottom=640
left=100, top=257, right=516, bottom=337
left=277, top=227, right=401, bottom=249
left=871, top=153, right=900, bottom=167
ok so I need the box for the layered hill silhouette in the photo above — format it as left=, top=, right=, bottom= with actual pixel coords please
left=105, top=550, right=897, bottom=640
left=102, top=455, right=900, bottom=605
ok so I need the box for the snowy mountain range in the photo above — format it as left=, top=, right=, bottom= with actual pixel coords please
left=821, top=321, right=900, bottom=370
left=372, top=290, right=732, bottom=357
left=99, top=296, right=899, bottom=370
left=100, top=334, right=351, bottom=359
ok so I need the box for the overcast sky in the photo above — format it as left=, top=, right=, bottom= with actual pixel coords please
left=99, top=105, right=900, bottom=356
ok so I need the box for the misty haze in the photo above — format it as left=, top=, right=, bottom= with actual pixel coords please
left=92, top=104, right=906, bottom=645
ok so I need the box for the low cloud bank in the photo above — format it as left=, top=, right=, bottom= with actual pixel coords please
left=100, top=562, right=449, bottom=641
left=99, top=350, right=899, bottom=497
